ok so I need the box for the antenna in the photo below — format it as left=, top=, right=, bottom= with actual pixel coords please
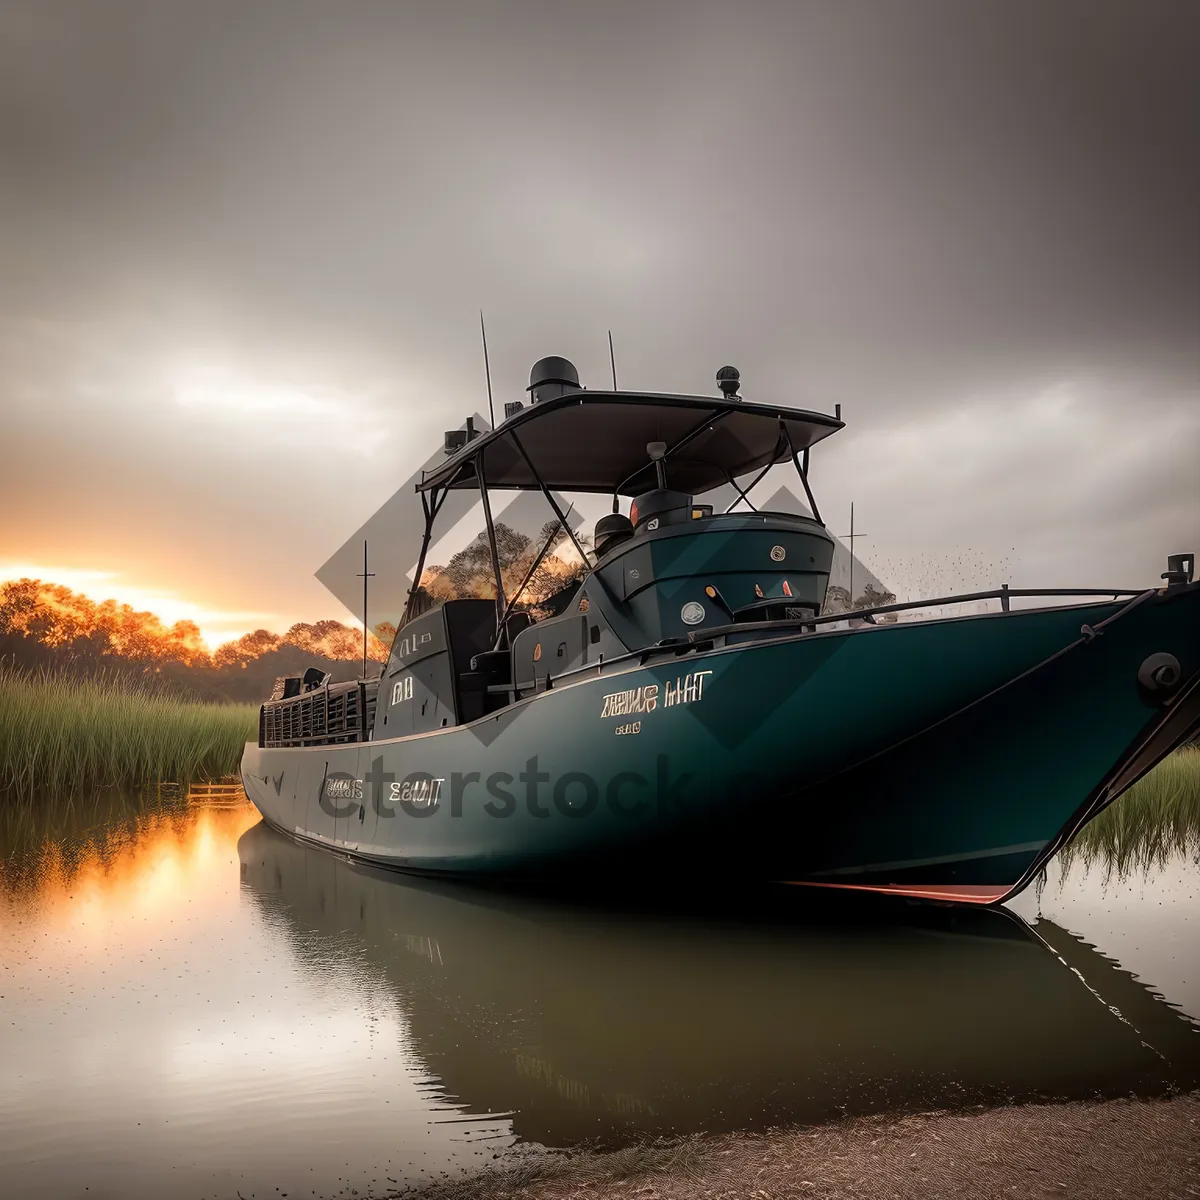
left=480, top=311, right=495, bottom=428
left=838, top=502, right=870, bottom=609
left=356, top=539, right=375, bottom=679
left=607, top=330, right=618, bottom=390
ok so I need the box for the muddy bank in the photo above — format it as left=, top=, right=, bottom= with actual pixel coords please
left=400, top=1092, right=1200, bottom=1200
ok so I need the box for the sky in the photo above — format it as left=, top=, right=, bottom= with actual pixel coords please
left=2, top=0, right=1197, bottom=646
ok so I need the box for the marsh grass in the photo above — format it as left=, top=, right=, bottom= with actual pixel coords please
left=1058, top=745, right=1200, bottom=878
left=0, top=664, right=257, bottom=798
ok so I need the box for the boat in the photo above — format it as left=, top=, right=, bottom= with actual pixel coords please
left=240, top=356, right=1200, bottom=903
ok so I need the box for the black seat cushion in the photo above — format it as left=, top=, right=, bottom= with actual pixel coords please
left=470, top=649, right=510, bottom=674
left=594, top=513, right=635, bottom=558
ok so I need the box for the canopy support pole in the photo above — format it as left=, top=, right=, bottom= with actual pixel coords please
left=723, top=443, right=780, bottom=513
left=721, top=471, right=759, bottom=513
left=509, top=432, right=591, bottom=566
left=783, top=424, right=823, bottom=526
left=400, top=485, right=447, bottom=629
left=475, top=452, right=507, bottom=629
left=490, top=506, right=575, bottom=651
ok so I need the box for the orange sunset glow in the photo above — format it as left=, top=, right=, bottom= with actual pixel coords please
left=0, top=576, right=390, bottom=668
left=0, top=561, right=284, bottom=651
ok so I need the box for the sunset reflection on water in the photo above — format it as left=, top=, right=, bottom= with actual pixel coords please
left=0, top=799, right=259, bottom=933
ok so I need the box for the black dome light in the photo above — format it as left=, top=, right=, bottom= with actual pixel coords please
left=528, top=356, right=581, bottom=404
left=716, top=365, right=741, bottom=398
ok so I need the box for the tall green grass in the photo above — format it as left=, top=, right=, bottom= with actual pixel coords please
left=0, top=665, right=258, bottom=798
left=1058, top=745, right=1200, bottom=878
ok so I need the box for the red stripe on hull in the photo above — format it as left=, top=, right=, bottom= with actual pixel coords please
left=784, top=881, right=1010, bottom=905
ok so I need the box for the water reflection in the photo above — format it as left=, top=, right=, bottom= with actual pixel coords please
left=237, top=821, right=1200, bottom=1146
left=0, top=780, right=249, bottom=896
left=0, top=792, right=1197, bottom=1200
left=1019, top=852, right=1200, bottom=1025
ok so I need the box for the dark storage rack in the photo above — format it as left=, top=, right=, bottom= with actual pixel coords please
left=259, top=680, right=379, bottom=748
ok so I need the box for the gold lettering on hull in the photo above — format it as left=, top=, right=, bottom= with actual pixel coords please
left=600, top=670, right=713, bottom=721
left=600, top=684, right=659, bottom=719
left=662, top=669, right=713, bottom=707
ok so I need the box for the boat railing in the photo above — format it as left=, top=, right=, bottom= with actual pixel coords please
left=532, top=586, right=1148, bottom=694
left=689, top=586, right=1146, bottom=643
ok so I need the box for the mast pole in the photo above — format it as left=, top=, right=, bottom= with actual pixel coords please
left=849, top=503, right=854, bottom=608
left=608, top=330, right=618, bottom=390
left=356, top=539, right=375, bottom=678
left=837, top=503, right=870, bottom=608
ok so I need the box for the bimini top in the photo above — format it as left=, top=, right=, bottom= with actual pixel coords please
left=417, top=390, right=844, bottom=497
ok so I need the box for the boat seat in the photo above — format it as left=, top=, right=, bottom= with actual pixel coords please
left=302, top=667, right=331, bottom=691
left=595, top=513, right=635, bottom=559
left=630, top=488, right=693, bottom=529
left=470, top=649, right=510, bottom=676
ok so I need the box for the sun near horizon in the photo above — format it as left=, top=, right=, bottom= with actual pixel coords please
left=0, top=560, right=302, bottom=650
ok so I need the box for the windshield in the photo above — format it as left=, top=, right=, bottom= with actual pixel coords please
left=410, top=513, right=591, bottom=623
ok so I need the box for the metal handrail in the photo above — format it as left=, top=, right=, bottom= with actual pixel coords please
left=537, top=586, right=1144, bottom=691
left=688, top=586, right=1144, bottom=643
left=429, top=585, right=1154, bottom=703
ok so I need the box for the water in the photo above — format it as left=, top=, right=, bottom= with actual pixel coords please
left=0, top=789, right=1196, bottom=1200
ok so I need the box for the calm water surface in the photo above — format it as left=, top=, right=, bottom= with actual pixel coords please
left=0, top=787, right=1196, bottom=1200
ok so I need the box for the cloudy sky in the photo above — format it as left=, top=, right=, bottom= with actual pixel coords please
left=2, top=0, right=1197, bottom=644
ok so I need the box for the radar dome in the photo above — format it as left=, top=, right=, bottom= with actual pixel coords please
left=527, top=356, right=581, bottom=404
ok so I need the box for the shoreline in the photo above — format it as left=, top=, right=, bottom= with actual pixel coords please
left=399, top=1091, right=1200, bottom=1199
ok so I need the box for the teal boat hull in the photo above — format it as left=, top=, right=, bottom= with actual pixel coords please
left=241, top=583, right=1200, bottom=903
